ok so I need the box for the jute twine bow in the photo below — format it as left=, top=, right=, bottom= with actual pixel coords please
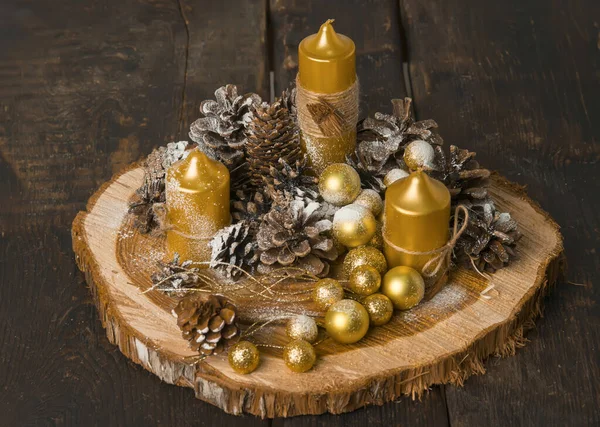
left=295, top=74, right=359, bottom=139
left=382, top=205, right=469, bottom=279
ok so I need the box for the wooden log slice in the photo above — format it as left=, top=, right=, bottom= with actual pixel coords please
left=72, top=164, right=564, bottom=418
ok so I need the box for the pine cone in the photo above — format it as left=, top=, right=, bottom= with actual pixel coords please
left=246, top=100, right=303, bottom=188
left=189, top=85, right=261, bottom=172
left=444, top=145, right=491, bottom=201
left=173, top=294, right=239, bottom=355
left=350, top=98, right=443, bottom=190
left=280, top=87, right=297, bottom=119
left=457, top=210, right=522, bottom=273
left=256, top=200, right=339, bottom=276
left=231, top=189, right=271, bottom=224
left=266, top=158, right=319, bottom=204
left=129, top=142, right=189, bottom=233
left=209, top=221, right=260, bottom=279
left=151, top=254, right=200, bottom=296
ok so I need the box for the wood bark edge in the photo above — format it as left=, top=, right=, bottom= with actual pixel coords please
left=71, top=165, right=565, bottom=418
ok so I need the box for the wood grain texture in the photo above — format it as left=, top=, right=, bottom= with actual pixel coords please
left=71, top=164, right=563, bottom=418
left=400, top=0, right=600, bottom=425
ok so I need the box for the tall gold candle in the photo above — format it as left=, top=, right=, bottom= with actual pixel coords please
left=383, top=170, right=450, bottom=274
left=166, top=150, right=230, bottom=263
left=297, top=19, right=358, bottom=174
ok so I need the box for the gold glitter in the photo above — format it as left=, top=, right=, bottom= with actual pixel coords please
left=318, top=163, right=361, bottom=206
left=363, top=293, right=394, bottom=326
left=312, top=278, right=344, bottom=310
left=286, top=315, right=319, bottom=343
left=283, top=339, right=317, bottom=373
left=342, top=246, right=387, bottom=278
left=228, top=341, right=260, bottom=374
left=349, top=265, right=381, bottom=296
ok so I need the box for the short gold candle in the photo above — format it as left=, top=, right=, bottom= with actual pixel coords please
left=383, top=170, right=450, bottom=273
left=297, top=19, right=358, bottom=174
left=166, top=150, right=230, bottom=263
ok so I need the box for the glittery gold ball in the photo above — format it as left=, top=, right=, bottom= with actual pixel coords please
left=325, top=299, right=370, bottom=344
left=383, top=168, right=409, bottom=186
left=342, top=246, right=388, bottom=278
left=403, top=140, right=435, bottom=171
left=313, top=278, right=344, bottom=310
left=333, top=204, right=377, bottom=248
left=363, top=293, right=394, bottom=326
left=286, top=315, right=319, bottom=343
left=354, top=189, right=383, bottom=216
left=283, top=339, right=317, bottom=373
left=381, top=266, right=425, bottom=310
left=228, top=341, right=260, bottom=374
left=349, top=265, right=381, bottom=296
left=368, top=220, right=384, bottom=250
left=318, top=163, right=362, bottom=206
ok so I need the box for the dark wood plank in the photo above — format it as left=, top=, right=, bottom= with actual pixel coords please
left=269, top=0, right=408, bottom=117
left=400, top=0, right=600, bottom=425
left=177, top=0, right=269, bottom=134
left=269, top=0, right=449, bottom=424
left=0, top=0, right=270, bottom=425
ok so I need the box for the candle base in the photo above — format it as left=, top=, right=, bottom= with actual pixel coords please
left=166, top=229, right=212, bottom=266
left=301, top=131, right=356, bottom=175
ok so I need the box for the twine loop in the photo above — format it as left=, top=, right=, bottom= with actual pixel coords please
left=295, top=74, right=359, bottom=139
left=383, top=206, right=469, bottom=279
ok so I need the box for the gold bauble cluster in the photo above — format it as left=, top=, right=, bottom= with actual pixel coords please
left=381, top=266, right=425, bottom=310
left=228, top=341, right=260, bottom=374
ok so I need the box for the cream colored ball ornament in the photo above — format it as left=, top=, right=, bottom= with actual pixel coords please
left=383, top=168, right=409, bottom=187
left=332, top=204, right=377, bottom=248
left=318, top=163, right=362, bottom=206
left=286, top=315, right=319, bottom=343
left=354, top=189, right=383, bottom=216
left=403, top=140, right=435, bottom=171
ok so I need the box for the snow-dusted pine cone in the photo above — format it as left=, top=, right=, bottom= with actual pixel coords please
left=256, top=200, right=339, bottom=276
left=209, top=221, right=260, bottom=279
left=173, top=294, right=239, bottom=356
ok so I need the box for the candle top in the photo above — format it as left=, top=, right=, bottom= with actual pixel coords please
left=169, top=150, right=229, bottom=194
left=298, top=19, right=356, bottom=93
left=386, top=170, right=450, bottom=216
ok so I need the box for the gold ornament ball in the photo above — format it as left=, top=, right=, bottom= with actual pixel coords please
left=283, top=339, right=317, bottom=373
left=228, top=341, right=260, bottom=374
left=403, top=140, right=435, bottom=171
left=313, top=278, right=344, bottom=310
left=381, top=266, right=425, bottom=310
left=343, top=246, right=388, bottom=278
left=368, top=220, right=384, bottom=250
left=325, top=299, right=370, bottom=344
left=333, top=204, right=377, bottom=248
left=318, top=163, right=362, bottom=206
left=349, top=265, right=381, bottom=296
left=383, top=168, right=409, bottom=187
left=286, top=315, right=319, bottom=343
left=354, top=189, right=383, bottom=216
left=363, top=293, right=394, bottom=326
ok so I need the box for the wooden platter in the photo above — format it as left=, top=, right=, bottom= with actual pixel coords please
left=72, top=163, right=564, bottom=418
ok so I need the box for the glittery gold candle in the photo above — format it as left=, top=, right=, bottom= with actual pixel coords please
left=166, top=150, right=230, bottom=264
left=297, top=19, right=358, bottom=174
left=383, top=170, right=450, bottom=273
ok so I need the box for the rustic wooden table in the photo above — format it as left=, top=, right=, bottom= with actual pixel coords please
left=0, top=0, right=598, bottom=426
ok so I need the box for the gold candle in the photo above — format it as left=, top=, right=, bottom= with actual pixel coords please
left=383, top=170, right=450, bottom=273
left=297, top=19, right=358, bottom=174
left=166, top=150, right=230, bottom=263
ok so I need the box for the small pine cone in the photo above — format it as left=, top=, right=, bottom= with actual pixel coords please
left=209, top=221, right=260, bottom=279
left=246, top=100, right=303, bottom=188
left=280, top=87, right=297, bottom=119
left=265, top=158, right=319, bottom=204
left=173, top=295, right=239, bottom=356
left=256, top=199, right=339, bottom=276
left=151, top=254, right=200, bottom=296
left=457, top=210, right=522, bottom=273
left=189, top=85, right=261, bottom=173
